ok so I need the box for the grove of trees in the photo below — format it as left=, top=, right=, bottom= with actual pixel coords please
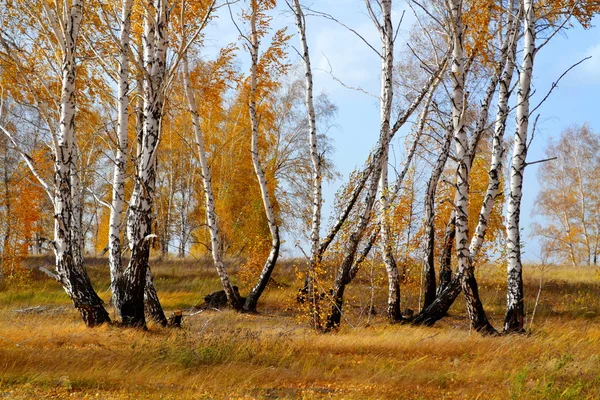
left=0, top=0, right=599, bottom=334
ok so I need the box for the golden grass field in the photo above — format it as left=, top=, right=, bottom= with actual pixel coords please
left=1, top=257, right=599, bottom=399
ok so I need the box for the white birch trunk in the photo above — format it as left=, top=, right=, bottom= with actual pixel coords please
left=505, top=0, right=535, bottom=333
left=422, top=123, right=453, bottom=309
left=449, top=0, right=495, bottom=334
left=318, top=59, right=448, bottom=259
left=292, top=0, right=322, bottom=325
left=325, top=49, right=447, bottom=331
left=109, top=0, right=132, bottom=317
left=470, top=3, right=520, bottom=260
left=376, top=0, right=402, bottom=322
left=121, top=0, right=169, bottom=327
left=52, top=0, right=110, bottom=326
left=182, top=54, right=240, bottom=308
left=244, top=0, right=281, bottom=312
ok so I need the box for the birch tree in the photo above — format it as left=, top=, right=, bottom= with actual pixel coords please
left=242, top=0, right=282, bottom=312
left=290, top=0, right=322, bottom=325
left=412, top=0, right=497, bottom=332
left=323, top=0, right=448, bottom=330
left=504, top=0, right=534, bottom=333
left=415, top=0, right=518, bottom=324
left=447, top=0, right=496, bottom=334
left=0, top=0, right=110, bottom=326
left=470, top=0, right=521, bottom=260
left=182, top=52, right=242, bottom=309
left=374, top=0, right=403, bottom=323
left=119, top=0, right=171, bottom=327
left=532, top=125, right=600, bottom=266
left=107, top=0, right=133, bottom=319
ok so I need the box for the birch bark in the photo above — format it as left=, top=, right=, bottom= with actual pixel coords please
left=449, top=0, right=495, bottom=334
left=182, top=54, right=241, bottom=309
left=415, top=1, right=519, bottom=326
left=243, top=0, right=281, bottom=312
left=325, top=1, right=447, bottom=330
left=291, top=0, right=322, bottom=325
left=109, top=0, right=132, bottom=318
left=51, top=0, right=110, bottom=326
left=376, top=0, right=403, bottom=323
left=120, top=0, right=169, bottom=327
left=470, top=1, right=520, bottom=259
left=505, top=0, right=535, bottom=333
left=422, top=123, right=453, bottom=309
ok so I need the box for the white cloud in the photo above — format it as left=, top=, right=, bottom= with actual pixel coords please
left=581, top=42, right=600, bottom=83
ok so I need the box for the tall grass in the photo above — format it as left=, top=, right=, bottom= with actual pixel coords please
left=0, top=257, right=599, bottom=399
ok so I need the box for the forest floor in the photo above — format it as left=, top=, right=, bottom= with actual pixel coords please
left=0, top=257, right=599, bottom=399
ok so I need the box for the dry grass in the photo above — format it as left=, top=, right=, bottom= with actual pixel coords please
left=1, top=257, right=599, bottom=399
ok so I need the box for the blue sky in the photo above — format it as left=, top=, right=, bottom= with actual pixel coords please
left=203, top=2, right=600, bottom=261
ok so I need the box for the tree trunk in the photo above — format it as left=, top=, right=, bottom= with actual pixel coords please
left=51, top=0, right=110, bottom=327
left=326, top=173, right=381, bottom=330
left=417, top=1, right=519, bottom=326
left=422, top=124, right=453, bottom=309
left=324, top=52, right=446, bottom=331
left=376, top=0, right=402, bottom=323
left=144, top=266, right=167, bottom=325
left=109, top=0, right=132, bottom=319
left=119, top=1, right=169, bottom=328
left=505, top=0, right=535, bottom=333
left=449, top=0, right=495, bottom=334
left=317, top=57, right=448, bottom=260
left=243, top=1, right=281, bottom=312
left=292, top=0, right=323, bottom=327
left=182, top=53, right=241, bottom=309
left=470, top=0, right=520, bottom=260
left=437, top=214, right=455, bottom=297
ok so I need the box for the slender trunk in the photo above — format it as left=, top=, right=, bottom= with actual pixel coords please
left=326, top=172, right=381, bottom=330
left=109, top=0, right=132, bottom=318
left=346, top=77, right=438, bottom=292
left=318, top=59, right=448, bottom=260
left=70, top=144, right=84, bottom=268
left=417, top=2, right=518, bottom=326
left=437, top=214, right=455, bottom=296
left=244, top=1, right=281, bottom=312
left=325, top=56, right=446, bottom=331
left=182, top=54, right=241, bottom=309
left=292, top=0, right=322, bottom=326
left=505, top=0, right=535, bottom=333
left=470, top=1, right=520, bottom=260
left=2, top=144, right=11, bottom=272
left=423, top=125, right=453, bottom=309
left=376, top=0, right=402, bottom=323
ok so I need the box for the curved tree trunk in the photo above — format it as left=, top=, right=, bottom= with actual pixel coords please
left=0, top=0, right=110, bottom=327
left=52, top=0, right=110, bottom=327
left=416, top=0, right=519, bottom=327
left=182, top=54, right=242, bottom=310
left=243, top=1, right=281, bottom=312
left=326, top=173, right=381, bottom=330
left=291, top=0, right=323, bottom=327
left=436, top=214, right=455, bottom=297
left=470, top=0, right=520, bottom=260
left=422, top=124, right=453, bottom=309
